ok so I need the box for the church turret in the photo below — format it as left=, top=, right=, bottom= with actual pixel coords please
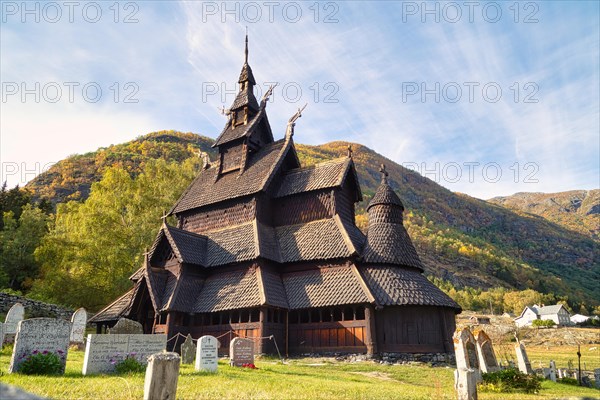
left=366, top=164, right=405, bottom=226
left=363, top=164, right=422, bottom=270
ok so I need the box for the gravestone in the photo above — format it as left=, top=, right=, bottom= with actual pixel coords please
left=515, top=343, right=533, bottom=374
left=109, top=318, right=143, bottom=334
left=595, top=369, right=600, bottom=389
left=542, top=368, right=550, bottom=379
left=180, top=334, right=196, bottom=364
left=229, top=337, right=254, bottom=367
left=557, top=369, right=564, bottom=379
left=144, top=352, right=180, bottom=400
left=82, top=334, right=167, bottom=375
left=549, top=360, right=557, bottom=382
left=70, top=308, right=87, bottom=343
left=4, top=303, right=25, bottom=336
left=474, top=330, right=499, bottom=373
left=453, top=327, right=481, bottom=384
left=195, top=335, right=218, bottom=372
left=454, top=368, right=478, bottom=400
left=8, top=318, right=71, bottom=374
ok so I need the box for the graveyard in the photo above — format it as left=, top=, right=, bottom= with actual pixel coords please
left=1, top=343, right=599, bottom=399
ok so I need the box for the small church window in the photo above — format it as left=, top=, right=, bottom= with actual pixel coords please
left=241, top=309, right=250, bottom=323
left=332, top=308, right=343, bottom=322
left=355, top=307, right=365, bottom=320
left=250, top=309, right=260, bottom=322
left=310, top=309, right=321, bottom=323
left=343, top=307, right=354, bottom=321
left=231, top=310, right=240, bottom=324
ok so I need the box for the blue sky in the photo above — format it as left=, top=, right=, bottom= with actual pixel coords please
left=1, top=1, right=598, bottom=199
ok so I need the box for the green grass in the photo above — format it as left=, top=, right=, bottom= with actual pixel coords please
left=1, top=347, right=598, bottom=399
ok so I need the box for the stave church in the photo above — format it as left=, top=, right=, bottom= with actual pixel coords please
left=90, top=36, right=461, bottom=355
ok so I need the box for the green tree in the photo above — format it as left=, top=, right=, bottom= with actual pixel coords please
left=31, top=159, right=200, bottom=310
left=0, top=204, right=50, bottom=290
left=503, top=289, right=545, bottom=315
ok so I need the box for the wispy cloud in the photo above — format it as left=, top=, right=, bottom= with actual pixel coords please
left=1, top=1, right=598, bottom=199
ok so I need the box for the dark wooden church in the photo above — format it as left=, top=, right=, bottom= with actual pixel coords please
left=90, top=37, right=460, bottom=355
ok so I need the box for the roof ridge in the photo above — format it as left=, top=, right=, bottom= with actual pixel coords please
left=165, top=224, right=207, bottom=239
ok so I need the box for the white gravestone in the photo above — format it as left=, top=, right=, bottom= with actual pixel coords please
left=8, top=318, right=71, bottom=374
left=454, top=328, right=481, bottom=382
left=4, top=303, right=25, bottom=335
left=195, top=335, right=218, bottom=372
left=82, top=334, right=166, bottom=375
left=70, top=308, right=87, bottom=343
left=474, top=330, right=499, bottom=373
left=515, top=343, right=533, bottom=374
left=229, top=337, right=254, bottom=367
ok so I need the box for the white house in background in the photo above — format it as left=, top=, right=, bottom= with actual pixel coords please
left=570, top=314, right=590, bottom=324
left=514, top=304, right=571, bottom=327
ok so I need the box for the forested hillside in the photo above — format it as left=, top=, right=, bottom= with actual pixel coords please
left=490, top=190, right=599, bottom=239
left=1, top=131, right=596, bottom=313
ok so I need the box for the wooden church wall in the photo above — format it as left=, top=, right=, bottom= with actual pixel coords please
left=375, top=306, right=455, bottom=353
left=179, top=197, right=256, bottom=234
left=334, top=183, right=357, bottom=225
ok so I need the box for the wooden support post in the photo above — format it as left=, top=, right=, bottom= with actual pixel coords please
left=364, top=305, right=377, bottom=356
left=144, top=352, right=180, bottom=400
left=259, top=308, right=266, bottom=354
left=285, top=311, right=289, bottom=358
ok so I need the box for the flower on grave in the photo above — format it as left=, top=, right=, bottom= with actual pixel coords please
left=42, top=350, right=49, bottom=355
left=57, top=350, right=64, bottom=354
left=32, top=350, right=39, bottom=355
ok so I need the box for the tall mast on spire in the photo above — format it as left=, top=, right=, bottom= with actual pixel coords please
left=244, top=27, right=248, bottom=64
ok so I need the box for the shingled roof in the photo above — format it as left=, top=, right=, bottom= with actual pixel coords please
left=149, top=224, right=206, bottom=266
left=171, top=138, right=291, bottom=214
left=362, top=223, right=423, bottom=270
left=213, top=103, right=268, bottom=147
left=194, top=267, right=263, bottom=312
left=361, top=266, right=460, bottom=310
left=275, top=157, right=361, bottom=199
left=367, top=179, right=404, bottom=210
left=89, top=284, right=138, bottom=323
left=282, top=265, right=371, bottom=309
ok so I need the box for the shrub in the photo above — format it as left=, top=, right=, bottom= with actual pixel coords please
left=532, top=319, right=556, bottom=327
left=480, top=368, right=542, bottom=394
left=113, top=353, right=145, bottom=374
left=18, top=350, right=65, bottom=375
left=557, top=377, right=578, bottom=385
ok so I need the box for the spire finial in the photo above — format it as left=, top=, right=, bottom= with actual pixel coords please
left=161, top=210, right=168, bottom=224
left=244, top=27, right=248, bottom=64
left=379, top=164, right=389, bottom=183
left=286, top=103, right=307, bottom=138
left=347, top=144, right=353, bottom=158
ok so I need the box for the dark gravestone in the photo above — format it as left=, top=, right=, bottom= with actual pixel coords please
left=180, top=334, right=196, bottom=364
left=109, top=318, right=143, bottom=334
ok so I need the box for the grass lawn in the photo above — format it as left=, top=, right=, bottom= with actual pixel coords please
left=1, top=347, right=599, bottom=399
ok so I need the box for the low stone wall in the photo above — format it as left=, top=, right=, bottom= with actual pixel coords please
left=295, top=352, right=456, bottom=367
left=0, top=293, right=73, bottom=320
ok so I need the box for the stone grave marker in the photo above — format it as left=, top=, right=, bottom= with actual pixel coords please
left=144, top=352, right=180, bottom=400
left=82, top=334, right=167, bottom=375
left=70, top=308, right=87, bottom=343
left=595, top=369, right=600, bottom=389
left=515, top=343, right=533, bottom=374
left=109, top=318, right=143, bottom=334
left=453, top=327, right=479, bottom=400
left=549, top=360, right=557, bottom=382
left=8, top=318, right=71, bottom=374
left=474, top=330, right=499, bottom=373
left=180, top=334, right=196, bottom=364
left=454, top=368, right=478, bottom=400
left=4, top=303, right=25, bottom=337
left=229, top=337, right=254, bottom=367
left=195, top=335, right=218, bottom=372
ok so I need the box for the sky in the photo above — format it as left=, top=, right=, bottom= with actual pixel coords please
left=1, top=1, right=598, bottom=199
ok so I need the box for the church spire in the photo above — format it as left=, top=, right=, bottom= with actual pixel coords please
left=244, top=28, right=248, bottom=64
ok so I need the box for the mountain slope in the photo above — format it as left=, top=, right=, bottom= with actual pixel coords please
left=489, top=190, right=599, bottom=239
left=25, top=132, right=600, bottom=306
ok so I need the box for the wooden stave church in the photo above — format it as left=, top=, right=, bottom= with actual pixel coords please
left=90, top=37, right=461, bottom=355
